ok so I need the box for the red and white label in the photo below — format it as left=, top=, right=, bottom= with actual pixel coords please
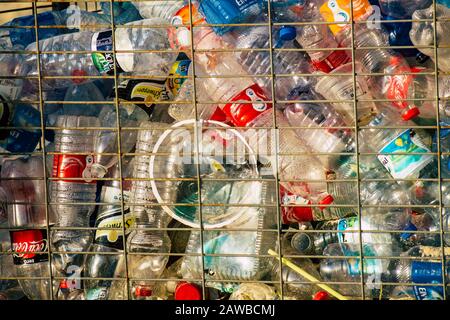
left=280, top=187, right=314, bottom=223
left=10, top=229, right=48, bottom=265
left=222, top=84, right=272, bottom=127
left=312, top=50, right=351, bottom=73
left=385, top=66, right=424, bottom=111
left=52, top=154, right=95, bottom=183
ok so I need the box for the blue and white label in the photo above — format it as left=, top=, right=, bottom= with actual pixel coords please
left=378, top=129, right=433, bottom=179
left=410, top=261, right=444, bottom=300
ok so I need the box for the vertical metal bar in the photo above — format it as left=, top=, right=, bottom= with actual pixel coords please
left=348, top=0, right=366, bottom=300
left=266, top=0, right=285, bottom=300
left=108, top=0, right=131, bottom=300
left=32, top=0, right=55, bottom=300
left=187, top=0, right=207, bottom=299
left=431, top=0, right=447, bottom=299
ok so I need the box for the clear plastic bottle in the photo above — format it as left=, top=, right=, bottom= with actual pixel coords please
left=123, top=122, right=173, bottom=299
left=0, top=7, right=112, bottom=50
left=358, top=110, right=433, bottom=179
left=225, top=25, right=313, bottom=102
left=50, top=115, right=99, bottom=278
left=83, top=162, right=133, bottom=298
left=385, top=246, right=450, bottom=300
left=1, top=156, right=50, bottom=300
left=410, top=4, right=450, bottom=73
left=341, top=25, right=435, bottom=121
left=62, top=82, right=108, bottom=117
left=21, top=18, right=178, bottom=90
left=314, top=62, right=378, bottom=125
left=295, top=0, right=351, bottom=73
left=319, top=242, right=389, bottom=298
left=292, top=211, right=409, bottom=256
left=179, top=180, right=278, bottom=293
left=284, top=90, right=355, bottom=154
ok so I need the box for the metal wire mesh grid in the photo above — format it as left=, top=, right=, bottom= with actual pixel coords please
left=0, top=0, right=448, bottom=300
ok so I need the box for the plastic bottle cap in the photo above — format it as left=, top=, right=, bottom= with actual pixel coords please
left=174, top=282, right=202, bottom=300
left=135, top=286, right=152, bottom=297
left=59, top=280, right=68, bottom=289
left=402, top=107, right=420, bottom=121
left=313, top=291, right=330, bottom=300
left=279, top=26, right=297, bottom=41
left=319, top=195, right=334, bottom=205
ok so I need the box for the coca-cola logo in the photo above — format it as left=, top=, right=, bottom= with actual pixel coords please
left=12, top=238, right=48, bottom=259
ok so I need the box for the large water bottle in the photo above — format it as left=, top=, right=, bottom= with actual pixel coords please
left=0, top=6, right=111, bottom=50
left=410, top=4, right=450, bottom=73
left=179, top=180, right=278, bottom=293
left=50, top=115, right=99, bottom=278
left=21, top=18, right=178, bottom=90
left=1, top=156, right=50, bottom=300
left=84, top=162, right=133, bottom=299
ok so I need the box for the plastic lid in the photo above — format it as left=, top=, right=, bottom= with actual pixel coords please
left=402, top=107, right=420, bottom=121
left=174, top=282, right=202, bottom=300
left=135, top=286, right=152, bottom=297
left=59, top=280, right=68, bottom=289
left=279, top=26, right=296, bottom=41
left=313, top=291, right=330, bottom=300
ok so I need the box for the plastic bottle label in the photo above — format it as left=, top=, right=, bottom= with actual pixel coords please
left=0, top=79, right=21, bottom=101
left=384, top=66, right=424, bottom=111
left=10, top=229, right=48, bottom=265
left=410, top=261, right=444, bottom=300
left=221, top=84, right=272, bottom=127
left=91, top=30, right=125, bottom=75
left=281, top=192, right=313, bottom=223
left=52, top=154, right=96, bottom=183
left=117, top=78, right=169, bottom=116
left=336, top=216, right=359, bottom=243
left=320, top=0, right=373, bottom=36
left=94, top=207, right=135, bottom=248
left=378, top=129, right=432, bottom=179
left=0, top=103, right=42, bottom=153
left=166, top=56, right=191, bottom=97
left=342, top=244, right=383, bottom=277
left=312, top=49, right=350, bottom=73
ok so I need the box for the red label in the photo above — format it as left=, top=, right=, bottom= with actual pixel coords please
left=221, top=84, right=272, bottom=127
left=52, top=154, right=95, bottom=183
left=280, top=186, right=314, bottom=222
left=10, top=229, right=48, bottom=265
left=385, top=65, right=424, bottom=111
left=312, top=50, right=350, bottom=73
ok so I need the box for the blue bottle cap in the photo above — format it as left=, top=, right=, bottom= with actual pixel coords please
left=279, top=26, right=296, bottom=41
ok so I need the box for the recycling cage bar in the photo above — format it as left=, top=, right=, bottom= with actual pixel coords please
left=0, top=0, right=448, bottom=301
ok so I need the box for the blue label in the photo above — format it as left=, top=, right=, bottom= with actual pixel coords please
left=378, top=129, right=432, bottom=179
left=199, top=0, right=262, bottom=35
left=0, top=104, right=41, bottom=153
left=410, top=261, right=444, bottom=300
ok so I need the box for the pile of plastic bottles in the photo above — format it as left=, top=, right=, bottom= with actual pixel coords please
left=0, top=0, right=449, bottom=300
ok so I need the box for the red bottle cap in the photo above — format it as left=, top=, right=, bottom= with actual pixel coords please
left=401, top=107, right=420, bottom=121
left=313, top=291, right=330, bottom=300
left=135, top=286, right=152, bottom=297
left=174, top=282, right=202, bottom=300
left=59, top=280, right=68, bottom=289
left=318, top=194, right=334, bottom=211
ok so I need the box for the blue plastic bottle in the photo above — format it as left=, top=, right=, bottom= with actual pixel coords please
left=198, top=0, right=263, bottom=35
